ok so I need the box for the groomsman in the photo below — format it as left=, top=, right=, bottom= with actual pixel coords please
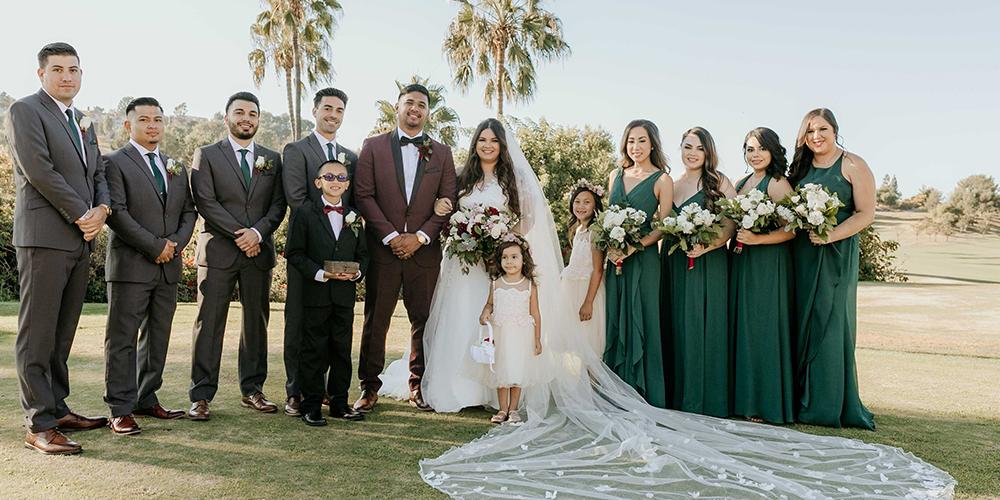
left=102, top=97, right=197, bottom=435
left=281, top=87, right=358, bottom=416
left=7, top=42, right=109, bottom=455
left=188, top=92, right=286, bottom=420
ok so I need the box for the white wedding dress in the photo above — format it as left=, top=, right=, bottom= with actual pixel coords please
left=378, top=179, right=510, bottom=412
left=390, top=127, right=956, bottom=499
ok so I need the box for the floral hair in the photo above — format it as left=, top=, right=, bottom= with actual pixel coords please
left=490, top=233, right=537, bottom=284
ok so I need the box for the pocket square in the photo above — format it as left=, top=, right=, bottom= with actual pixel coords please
left=424, top=168, right=440, bottom=173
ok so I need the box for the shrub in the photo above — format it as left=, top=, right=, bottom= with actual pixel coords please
left=859, top=225, right=907, bottom=282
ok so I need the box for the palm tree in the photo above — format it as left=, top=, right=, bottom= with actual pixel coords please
left=248, top=0, right=342, bottom=140
left=443, top=0, right=571, bottom=119
left=369, top=76, right=462, bottom=147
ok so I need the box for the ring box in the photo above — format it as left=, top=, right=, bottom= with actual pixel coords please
left=324, top=261, right=360, bottom=274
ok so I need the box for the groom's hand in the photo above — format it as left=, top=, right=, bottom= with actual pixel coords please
left=394, top=233, right=422, bottom=259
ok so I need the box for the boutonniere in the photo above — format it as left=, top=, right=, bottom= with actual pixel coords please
left=417, top=138, right=433, bottom=163
left=78, top=116, right=92, bottom=134
left=254, top=155, right=275, bottom=174
left=337, top=151, right=351, bottom=168
left=165, top=158, right=183, bottom=180
left=344, top=211, right=364, bottom=237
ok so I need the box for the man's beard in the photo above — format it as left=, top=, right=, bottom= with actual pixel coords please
left=229, top=121, right=257, bottom=140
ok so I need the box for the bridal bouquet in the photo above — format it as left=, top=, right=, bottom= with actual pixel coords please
left=442, top=204, right=519, bottom=274
left=716, top=189, right=780, bottom=253
left=778, top=183, right=844, bottom=242
left=590, top=205, right=647, bottom=275
left=655, top=203, right=724, bottom=270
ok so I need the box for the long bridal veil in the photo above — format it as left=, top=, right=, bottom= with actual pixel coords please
left=418, top=127, right=955, bottom=499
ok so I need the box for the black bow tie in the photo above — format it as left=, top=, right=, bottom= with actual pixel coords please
left=399, top=135, right=425, bottom=146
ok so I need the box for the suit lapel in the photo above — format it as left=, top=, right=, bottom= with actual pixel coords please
left=316, top=199, right=338, bottom=244
left=307, top=134, right=328, bottom=164
left=248, top=149, right=265, bottom=198
left=389, top=131, right=406, bottom=202
left=216, top=140, right=248, bottom=193
left=123, top=145, right=164, bottom=205
left=409, top=138, right=431, bottom=206
left=36, top=90, right=85, bottom=168
left=160, top=151, right=176, bottom=207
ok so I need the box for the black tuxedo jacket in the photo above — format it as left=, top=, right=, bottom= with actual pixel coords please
left=285, top=198, right=369, bottom=308
left=282, top=134, right=358, bottom=227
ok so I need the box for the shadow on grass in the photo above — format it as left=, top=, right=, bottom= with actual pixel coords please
left=904, top=273, right=1000, bottom=284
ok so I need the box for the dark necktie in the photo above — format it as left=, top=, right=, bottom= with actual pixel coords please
left=399, top=135, right=424, bottom=147
left=66, top=109, right=83, bottom=152
left=146, top=153, right=166, bottom=202
left=326, top=143, right=335, bottom=161
left=238, top=149, right=252, bottom=188
left=323, top=205, right=343, bottom=215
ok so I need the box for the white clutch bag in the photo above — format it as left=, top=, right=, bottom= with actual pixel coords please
left=469, top=322, right=495, bottom=372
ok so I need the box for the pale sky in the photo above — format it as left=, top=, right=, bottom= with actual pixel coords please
left=1, top=0, right=997, bottom=195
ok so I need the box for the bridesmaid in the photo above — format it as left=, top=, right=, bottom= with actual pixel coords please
left=729, top=127, right=796, bottom=424
left=789, top=108, right=876, bottom=430
left=604, top=120, right=674, bottom=408
left=666, top=126, right=736, bottom=418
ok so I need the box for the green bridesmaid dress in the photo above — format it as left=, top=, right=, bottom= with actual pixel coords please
left=665, top=190, right=731, bottom=418
left=604, top=168, right=667, bottom=408
left=792, top=154, right=876, bottom=430
left=729, top=175, right=795, bottom=424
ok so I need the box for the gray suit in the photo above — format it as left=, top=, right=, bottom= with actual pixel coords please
left=280, top=134, right=357, bottom=398
left=103, top=145, right=196, bottom=416
left=5, top=88, right=109, bottom=432
left=189, top=138, right=286, bottom=401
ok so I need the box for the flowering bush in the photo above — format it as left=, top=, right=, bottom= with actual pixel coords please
left=442, top=203, right=519, bottom=274
left=590, top=205, right=647, bottom=275
left=779, top=183, right=844, bottom=241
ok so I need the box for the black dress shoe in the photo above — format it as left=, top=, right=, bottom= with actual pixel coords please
left=301, top=410, right=327, bottom=427
left=330, top=405, right=364, bottom=421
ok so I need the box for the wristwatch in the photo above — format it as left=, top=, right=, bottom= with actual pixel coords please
left=99, top=203, right=112, bottom=216
left=416, top=233, right=428, bottom=245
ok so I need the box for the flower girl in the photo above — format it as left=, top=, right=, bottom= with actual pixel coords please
left=465, top=234, right=544, bottom=424
left=559, top=179, right=607, bottom=357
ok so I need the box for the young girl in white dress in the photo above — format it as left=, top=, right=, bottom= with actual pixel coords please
left=558, top=179, right=607, bottom=357
left=467, top=234, right=544, bottom=424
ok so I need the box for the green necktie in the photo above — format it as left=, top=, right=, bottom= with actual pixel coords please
left=146, top=153, right=166, bottom=202
left=326, top=143, right=335, bottom=161
left=238, top=149, right=252, bottom=189
left=66, top=109, right=82, bottom=152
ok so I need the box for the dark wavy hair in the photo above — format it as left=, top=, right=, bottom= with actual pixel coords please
left=743, top=127, right=788, bottom=180
left=618, top=119, right=670, bottom=172
left=489, top=236, right=537, bottom=285
left=681, top=127, right=726, bottom=213
left=458, top=119, right=520, bottom=216
left=567, top=186, right=604, bottom=245
left=788, top=108, right=848, bottom=186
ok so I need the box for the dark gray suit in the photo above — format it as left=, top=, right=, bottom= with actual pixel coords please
left=189, top=138, right=286, bottom=401
left=5, top=88, right=109, bottom=432
left=281, top=134, right=357, bottom=399
left=103, top=145, right=196, bottom=416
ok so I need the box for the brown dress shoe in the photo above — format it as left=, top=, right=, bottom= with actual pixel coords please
left=25, top=429, right=82, bottom=455
left=134, top=404, right=185, bottom=420
left=110, top=414, right=141, bottom=435
left=409, top=389, right=432, bottom=411
left=241, top=393, right=278, bottom=413
left=188, top=400, right=210, bottom=421
left=284, top=396, right=301, bottom=417
left=56, top=412, right=109, bottom=432
left=353, top=389, right=378, bottom=413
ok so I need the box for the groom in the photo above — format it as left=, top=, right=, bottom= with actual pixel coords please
left=354, top=84, right=456, bottom=412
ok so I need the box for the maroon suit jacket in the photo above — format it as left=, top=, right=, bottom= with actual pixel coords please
left=354, top=130, right=457, bottom=267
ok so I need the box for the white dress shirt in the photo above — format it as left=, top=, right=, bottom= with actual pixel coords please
left=227, top=135, right=262, bottom=242
left=381, top=127, right=430, bottom=247
left=315, top=197, right=361, bottom=283
left=130, top=140, right=168, bottom=193
left=43, top=88, right=86, bottom=165
left=313, top=131, right=338, bottom=161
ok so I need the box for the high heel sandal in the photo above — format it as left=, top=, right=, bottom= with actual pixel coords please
left=491, top=411, right=508, bottom=423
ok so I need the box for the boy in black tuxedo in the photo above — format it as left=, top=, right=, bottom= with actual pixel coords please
left=285, top=161, right=368, bottom=425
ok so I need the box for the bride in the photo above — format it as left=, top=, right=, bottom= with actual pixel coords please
left=379, top=118, right=561, bottom=412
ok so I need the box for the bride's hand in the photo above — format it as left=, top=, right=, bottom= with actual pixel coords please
left=434, top=198, right=453, bottom=217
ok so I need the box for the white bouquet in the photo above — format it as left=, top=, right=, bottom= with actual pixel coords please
left=590, top=205, right=648, bottom=275
left=778, top=183, right=844, bottom=241
left=442, top=204, right=519, bottom=274
left=716, top=189, right=780, bottom=253
left=654, top=202, right=724, bottom=270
